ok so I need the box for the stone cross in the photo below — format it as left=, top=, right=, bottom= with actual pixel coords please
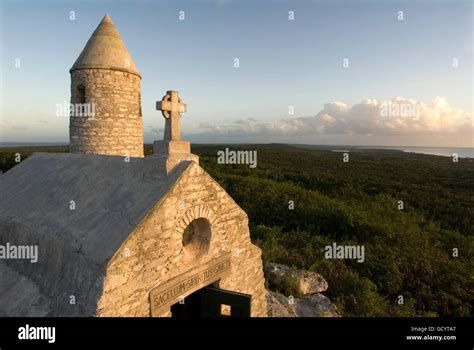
left=156, top=90, right=187, bottom=141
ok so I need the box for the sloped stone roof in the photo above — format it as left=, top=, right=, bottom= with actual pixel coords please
left=0, top=260, right=51, bottom=316
left=70, top=14, right=140, bottom=77
left=0, top=152, right=189, bottom=265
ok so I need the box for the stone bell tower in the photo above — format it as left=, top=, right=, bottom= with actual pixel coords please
left=69, top=14, right=144, bottom=158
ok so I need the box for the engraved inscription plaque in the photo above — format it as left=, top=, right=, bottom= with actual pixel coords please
left=149, top=253, right=231, bottom=316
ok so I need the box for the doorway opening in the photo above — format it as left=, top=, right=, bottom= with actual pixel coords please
left=170, top=287, right=204, bottom=319
left=170, top=283, right=251, bottom=318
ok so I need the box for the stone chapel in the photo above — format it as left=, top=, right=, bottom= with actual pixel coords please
left=0, top=15, right=267, bottom=317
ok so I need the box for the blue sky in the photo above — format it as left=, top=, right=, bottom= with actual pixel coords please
left=1, top=0, right=472, bottom=146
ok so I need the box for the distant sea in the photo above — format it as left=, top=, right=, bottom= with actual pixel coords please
left=358, top=146, right=474, bottom=158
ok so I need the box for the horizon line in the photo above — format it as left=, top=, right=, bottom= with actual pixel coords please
left=0, top=142, right=472, bottom=149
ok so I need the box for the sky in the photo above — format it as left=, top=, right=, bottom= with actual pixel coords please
left=0, top=0, right=472, bottom=147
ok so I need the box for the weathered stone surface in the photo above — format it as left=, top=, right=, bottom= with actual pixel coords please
left=0, top=261, right=51, bottom=317
left=69, top=15, right=143, bottom=158
left=266, top=290, right=294, bottom=317
left=98, top=162, right=268, bottom=317
left=265, top=262, right=328, bottom=295
left=156, top=90, right=186, bottom=141
left=153, top=139, right=199, bottom=174
left=71, top=15, right=140, bottom=77
left=154, top=140, right=191, bottom=155
left=154, top=91, right=196, bottom=173
left=0, top=153, right=267, bottom=317
left=294, top=293, right=341, bottom=317
left=69, top=69, right=144, bottom=158
left=0, top=153, right=186, bottom=266
left=149, top=253, right=232, bottom=315
left=268, top=291, right=341, bottom=317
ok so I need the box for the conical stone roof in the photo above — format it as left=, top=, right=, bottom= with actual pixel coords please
left=70, top=14, right=140, bottom=77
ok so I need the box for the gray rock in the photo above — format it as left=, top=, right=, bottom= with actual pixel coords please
left=266, top=290, right=294, bottom=317
left=293, top=293, right=341, bottom=317
left=267, top=290, right=341, bottom=317
left=265, top=262, right=328, bottom=295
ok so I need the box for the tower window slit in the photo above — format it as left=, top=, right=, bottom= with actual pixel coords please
left=77, top=85, right=86, bottom=103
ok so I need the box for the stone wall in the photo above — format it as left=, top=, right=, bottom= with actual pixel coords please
left=97, top=162, right=268, bottom=317
left=69, top=69, right=144, bottom=158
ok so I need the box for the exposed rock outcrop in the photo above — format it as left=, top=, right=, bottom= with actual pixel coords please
left=266, top=290, right=341, bottom=317
left=266, top=290, right=295, bottom=317
left=265, top=262, right=328, bottom=295
left=265, top=262, right=341, bottom=317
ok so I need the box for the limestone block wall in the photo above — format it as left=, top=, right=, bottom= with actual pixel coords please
left=97, top=162, right=268, bottom=317
left=69, top=69, right=144, bottom=158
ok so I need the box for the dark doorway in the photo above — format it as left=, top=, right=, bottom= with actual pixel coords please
left=170, top=285, right=251, bottom=318
left=170, top=288, right=202, bottom=319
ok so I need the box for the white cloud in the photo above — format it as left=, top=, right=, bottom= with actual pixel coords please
left=143, top=125, right=163, bottom=141
left=199, top=122, right=214, bottom=129
left=234, top=117, right=257, bottom=125
left=192, top=97, right=472, bottom=139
